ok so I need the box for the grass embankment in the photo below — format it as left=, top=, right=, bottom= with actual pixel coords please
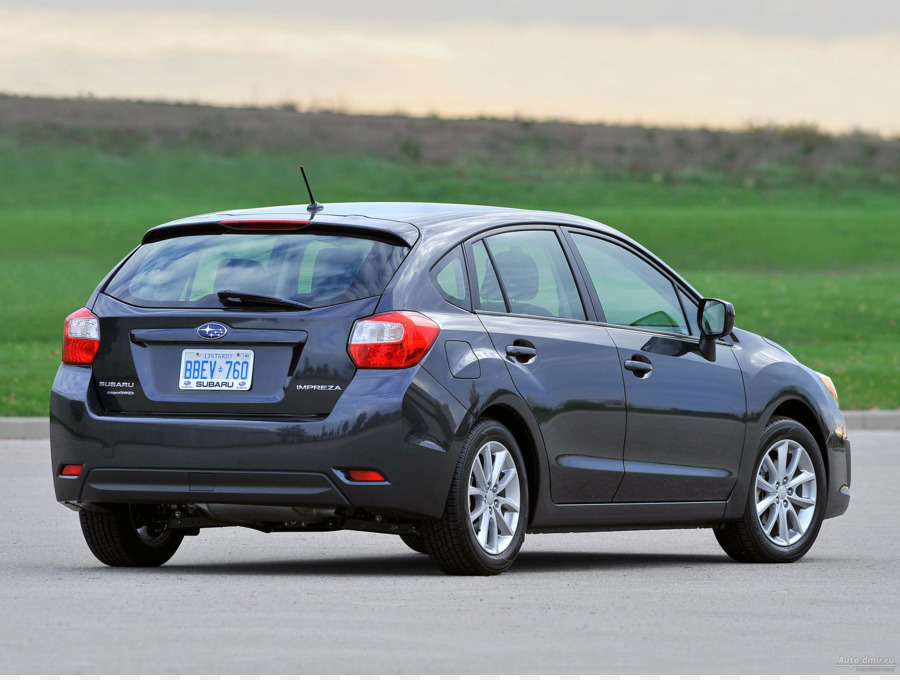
left=1, top=140, right=898, bottom=415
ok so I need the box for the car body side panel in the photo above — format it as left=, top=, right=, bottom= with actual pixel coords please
left=390, top=270, right=736, bottom=529
left=400, top=299, right=554, bottom=524
left=388, top=226, right=629, bottom=506
left=606, top=328, right=747, bottom=502
left=476, top=314, right=628, bottom=503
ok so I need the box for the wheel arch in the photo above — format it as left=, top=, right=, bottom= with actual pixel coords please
left=768, top=397, right=829, bottom=480
left=725, top=385, right=834, bottom=521
left=476, top=400, right=545, bottom=525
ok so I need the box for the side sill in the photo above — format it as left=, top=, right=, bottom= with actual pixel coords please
left=529, top=500, right=726, bottom=531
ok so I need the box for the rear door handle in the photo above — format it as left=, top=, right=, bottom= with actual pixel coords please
left=506, top=345, right=537, bottom=360
left=624, top=359, right=653, bottom=375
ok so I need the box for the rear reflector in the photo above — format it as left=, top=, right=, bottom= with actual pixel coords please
left=62, top=308, right=100, bottom=365
left=220, top=220, right=311, bottom=230
left=348, top=311, right=440, bottom=369
left=60, top=463, right=83, bottom=477
left=347, top=469, right=387, bottom=482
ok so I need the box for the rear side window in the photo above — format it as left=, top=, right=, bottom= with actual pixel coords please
left=105, top=233, right=409, bottom=309
left=485, top=230, right=585, bottom=320
left=430, top=246, right=470, bottom=309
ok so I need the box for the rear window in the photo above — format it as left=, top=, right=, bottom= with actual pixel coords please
left=105, top=233, right=409, bottom=309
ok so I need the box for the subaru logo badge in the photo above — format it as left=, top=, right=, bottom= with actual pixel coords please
left=197, top=322, right=228, bottom=339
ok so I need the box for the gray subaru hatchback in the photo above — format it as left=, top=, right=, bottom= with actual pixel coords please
left=51, top=201, right=851, bottom=575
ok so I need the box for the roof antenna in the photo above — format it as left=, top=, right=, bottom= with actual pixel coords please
left=300, top=166, right=324, bottom=213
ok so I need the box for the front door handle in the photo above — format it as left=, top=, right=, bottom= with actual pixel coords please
left=624, top=359, right=653, bottom=376
left=506, top=345, right=537, bottom=360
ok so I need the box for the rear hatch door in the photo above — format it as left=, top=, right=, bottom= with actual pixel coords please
left=91, top=225, right=410, bottom=417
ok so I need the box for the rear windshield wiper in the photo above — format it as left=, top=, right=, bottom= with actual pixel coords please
left=217, top=290, right=311, bottom=310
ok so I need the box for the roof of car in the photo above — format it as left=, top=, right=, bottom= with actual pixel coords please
left=145, top=201, right=627, bottom=247
left=319, top=202, right=599, bottom=227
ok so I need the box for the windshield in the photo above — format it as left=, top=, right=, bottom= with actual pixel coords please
left=104, top=232, right=409, bottom=309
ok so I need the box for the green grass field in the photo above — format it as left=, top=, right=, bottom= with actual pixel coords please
left=1, top=138, right=898, bottom=415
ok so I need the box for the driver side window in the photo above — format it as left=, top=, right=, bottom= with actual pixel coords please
left=571, top=233, right=689, bottom=335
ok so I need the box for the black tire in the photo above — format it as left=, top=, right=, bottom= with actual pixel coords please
left=715, top=417, right=827, bottom=563
left=422, top=418, right=529, bottom=575
left=79, top=505, right=184, bottom=567
left=400, top=532, right=428, bottom=555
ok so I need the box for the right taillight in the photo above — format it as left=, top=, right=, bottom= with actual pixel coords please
left=348, top=311, right=440, bottom=369
left=62, top=308, right=100, bottom=365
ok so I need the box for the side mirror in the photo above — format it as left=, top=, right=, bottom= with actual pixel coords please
left=697, top=298, right=735, bottom=361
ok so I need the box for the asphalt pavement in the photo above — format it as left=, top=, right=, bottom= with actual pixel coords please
left=1, top=432, right=897, bottom=674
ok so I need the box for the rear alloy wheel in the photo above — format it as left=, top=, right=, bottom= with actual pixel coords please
left=423, top=418, right=528, bottom=575
left=714, top=417, right=826, bottom=562
left=80, top=504, right=184, bottom=567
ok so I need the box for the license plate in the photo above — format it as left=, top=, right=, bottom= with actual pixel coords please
left=179, top=349, right=254, bottom=390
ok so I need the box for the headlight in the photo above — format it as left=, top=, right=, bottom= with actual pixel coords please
left=816, top=372, right=839, bottom=405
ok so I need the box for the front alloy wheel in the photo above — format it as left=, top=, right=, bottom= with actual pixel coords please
left=754, top=439, right=817, bottom=547
left=714, top=417, right=826, bottom=563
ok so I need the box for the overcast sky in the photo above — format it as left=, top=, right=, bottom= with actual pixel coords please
left=1, top=1, right=897, bottom=132
left=5, top=0, right=899, bottom=37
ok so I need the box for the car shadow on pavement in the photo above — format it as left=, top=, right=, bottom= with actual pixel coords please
left=157, top=553, right=441, bottom=577
left=117, top=550, right=733, bottom=577
left=513, top=550, right=733, bottom=573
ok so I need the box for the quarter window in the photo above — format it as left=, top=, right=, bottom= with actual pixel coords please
left=431, top=246, right=470, bottom=309
left=571, top=233, right=689, bottom=334
left=485, top=230, right=585, bottom=320
left=678, top=290, right=699, bottom=337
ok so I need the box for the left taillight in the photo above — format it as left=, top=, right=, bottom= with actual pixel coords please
left=62, top=308, right=100, bottom=365
left=348, top=311, right=440, bottom=369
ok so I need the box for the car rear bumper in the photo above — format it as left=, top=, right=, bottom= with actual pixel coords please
left=78, top=468, right=350, bottom=505
left=50, top=364, right=470, bottom=520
